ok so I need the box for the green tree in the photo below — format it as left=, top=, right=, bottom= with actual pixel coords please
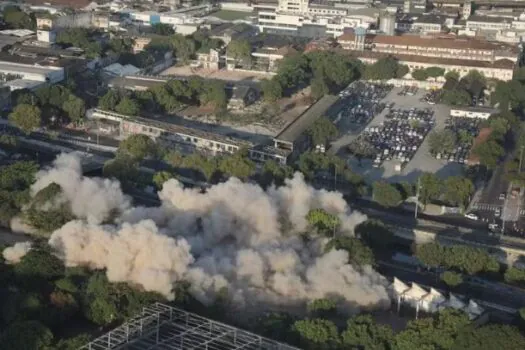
left=342, top=314, right=393, bottom=350
left=201, top=81, right=227, bottom=109
left=115, top=96, right=140, bottom=116
left=259, top=159, right=293, bottom=187
left=412, top=69, right=429, bottom=81
left=504, top=267, right=525, bottom=285
left=311, top=77, right=330, bottom=100
left=491, top=80, right=525, bottom=110
left=98, top=90, right=120, bottom=111
left=62, top=95, right=85, bottom=123
left=473, top=139, right=504, bottom=169
left=9, top=104, right=41, bottom=133
left=0, top=321, right=53, bottom=350
left=293, top=319, right=340, bottom=349
left=419, top=172, right=442, bottom=207
left=355, top=219, right=395, bottom=251
left=440, top=271, right=463, bottom=287
left=445, top=70, right=460, bottom=82
left=182, top=153, right=218, bottom=182
left=275, top=53, right=310, bottom=90
left=396, top=64, right=409, bottom=78
left=325, top=236, right=375, bottom=266
left=373, top=181, right=402, bottom=207
left=442, top=88, right=472, bottom=106
left=108, top=37, right=133, bottom=55
left=428, top=129, right=457, bottom=155
left=218, top=150, right=256, bottom=180
left=103, top=156, right=140, bottom=185
left=14, top=246, right=64, bottom=284
left=307, top=299, right=337, bottom=316
left=425, top=67, right=445, bottom=78
left=256, top=312, right=296, bottom=341
left=55, top=334, right=91, bottom=350
left=164, top=150, right=184, bottom=168
left=171, top=34, right=196, bottom=63
left=118, top=134, right=157, bottom=161
left=415, top=242, right=445, bottom=268
left=443, top=176, right=474, bottom=208
left=3, top=6, right=35, bottom=30
left=153, top=171, right=174, bottom=189
left=452, top=324, right=525, bottom=350
left=151, top=23, right=175, bottom=35
left=394, top=309, right=470, bottom=350
left=227, top=39, right=252, bottom=67
left=306, top=208, right=341, bottom=236
left=364, top=56, right=400, bottom=80
left=308, top=117, right=338, bottom=146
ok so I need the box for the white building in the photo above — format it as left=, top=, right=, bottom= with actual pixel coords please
left=257, top=0, right=379, bottom=38
left=0, top=61, right=64, bottom=86
left=450, top=107, right=499, bottom=119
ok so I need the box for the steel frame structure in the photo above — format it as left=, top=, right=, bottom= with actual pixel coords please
left=79, top=303, right=301, bottom=350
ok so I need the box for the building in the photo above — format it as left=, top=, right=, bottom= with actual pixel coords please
left=36, top=12, right=110, bottom=43
left=227, top=85, right=259, bottom=109
left=450, top=106, right=499, bottom=119
left=466, top=15, right=512, bottom=32
left=132, top=37, right=153, bottom=53
left=0, top=61, right=64, bottom=86
left=196, top=48, right=223, bottom=70
left=337, top=32, right=519, bottom=63
left=208, top=23, right=258, bottom=45
left=88, top=109, right=252, bottom=155
left=348, top=50, right=515, bottom=81
left=274, top=95, right=339, bottom=159
left=256, top=0, right=381, bottom=38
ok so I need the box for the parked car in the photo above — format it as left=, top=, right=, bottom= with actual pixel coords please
left=464, top=213, right=479, bottom=220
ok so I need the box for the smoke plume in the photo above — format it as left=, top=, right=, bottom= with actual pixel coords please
left=31, top=153, right=131, bottom=224
left=3, top=242, right=32, bottom=264
left=35, top=153, right=390, bottom=312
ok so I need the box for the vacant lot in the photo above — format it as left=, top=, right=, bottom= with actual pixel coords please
left=160, top=66, right=273, bottom=82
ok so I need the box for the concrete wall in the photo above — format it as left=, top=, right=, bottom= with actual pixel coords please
left=219, top=2, right=253, bottom=12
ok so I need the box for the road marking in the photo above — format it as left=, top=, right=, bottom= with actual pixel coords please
left=472, top=203, right=500, bottom=211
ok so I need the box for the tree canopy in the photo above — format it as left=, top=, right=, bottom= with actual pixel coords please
left=8, top=104, right=41, bottom=133
left=373, top=182, right=402, bottom=207
left=118, top=134, right=157, bottom=161
left=307, top=117, right=339, bottom=146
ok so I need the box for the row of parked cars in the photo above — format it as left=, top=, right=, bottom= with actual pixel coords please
left=433, top=117, right=481, bottom=164
left=397, top=86, right=419, bottom=96
left=360, top=108, right=435, bottom=167
left=335, top=82, right=393, bottom=131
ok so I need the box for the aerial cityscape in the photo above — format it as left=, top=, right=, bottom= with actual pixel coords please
left=1, top=0, right=525, bottom=348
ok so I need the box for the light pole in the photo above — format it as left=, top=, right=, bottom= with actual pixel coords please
left=414, top=176, right=421, bottom=219
left=518, top=146, right=524, bottom=173
left=334, top=164, right=337, bottom=191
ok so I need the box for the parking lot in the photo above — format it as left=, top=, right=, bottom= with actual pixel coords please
left=432, top=117, right=482, bottom=164
left=331, top=86, right=463, bottom=183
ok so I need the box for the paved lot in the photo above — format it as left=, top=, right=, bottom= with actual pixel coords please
left=332, top=87, right=463, bottom=183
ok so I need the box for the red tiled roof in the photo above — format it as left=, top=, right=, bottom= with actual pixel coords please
left=337, top=32, right=518, bottom=53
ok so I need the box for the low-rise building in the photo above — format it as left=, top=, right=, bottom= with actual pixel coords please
left=348, top=50, right=515, bottom=81
left=337, top=32, right=519, bottom=63
left=450, top=106, right=499, bottom=119
left=466, top=15, right=512, bottom=32
left=0, top=61, right=64, bottom=85
left=227, top=86, right=259, bottom=110
left=274, top=95, right=340, bottom=160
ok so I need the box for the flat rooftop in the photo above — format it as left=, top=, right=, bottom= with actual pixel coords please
left=0, top=61, right=63, bottom=75
left=92, top=109, right=252, bottom=148
left=108, top=75, right=168, bottom=90
left=275, top=95, right=339, bottom=143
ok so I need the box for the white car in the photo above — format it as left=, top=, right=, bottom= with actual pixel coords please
left=464, top=213, right=479, bottom=221
left=495, top=208, right=501, bottom=217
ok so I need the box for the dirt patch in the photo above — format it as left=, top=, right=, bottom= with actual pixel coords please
left=160, top=66, right=273, bottom=82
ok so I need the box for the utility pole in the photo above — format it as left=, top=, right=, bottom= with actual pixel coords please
left=518, top=146, right=524, bottom=173
left=334, top=164, right=337, bottom=191
left=414, top=176, right=421, bottom=219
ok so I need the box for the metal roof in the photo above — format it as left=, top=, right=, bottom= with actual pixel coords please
left=79, top=303, right=301, bottom=350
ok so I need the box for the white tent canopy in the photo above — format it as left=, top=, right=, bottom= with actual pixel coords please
left=391, top=277, right=410, bottom=297
left=420, top=288, right=447, bottom=313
